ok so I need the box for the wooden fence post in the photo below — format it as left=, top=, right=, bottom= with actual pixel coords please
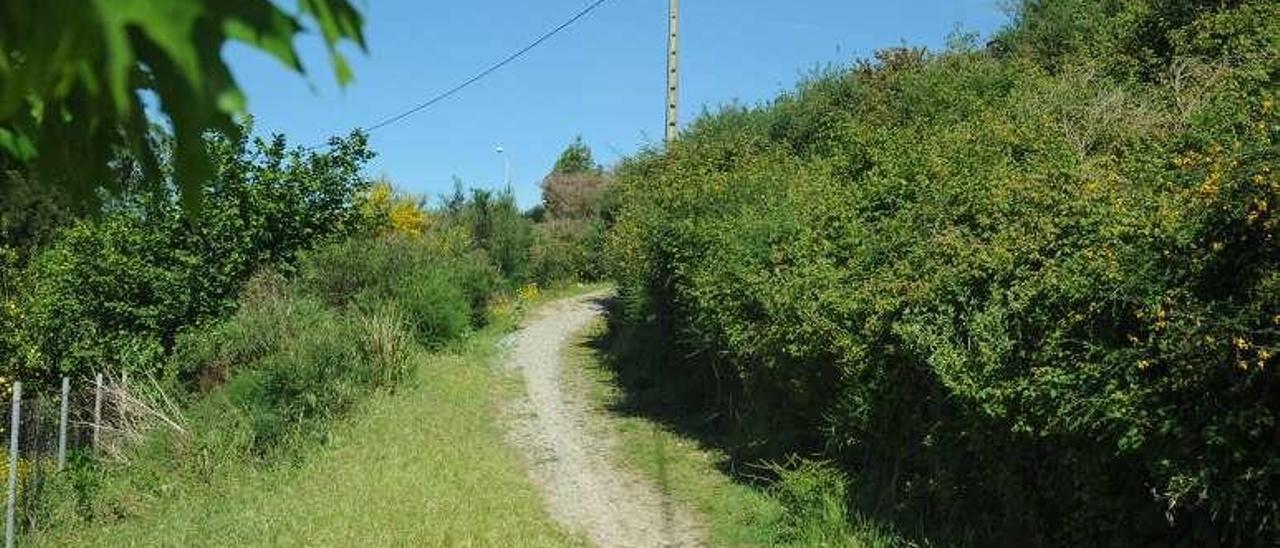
left=57, top=377, right=69, bottom=471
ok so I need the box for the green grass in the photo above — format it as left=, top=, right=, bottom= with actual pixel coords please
left=35, top=327, right=583, bottom=547
left=29, top=284, right=911, bottom=547
left=565, top=318, right=921, bottom=548
left=565, top=319, right=781, bottom=546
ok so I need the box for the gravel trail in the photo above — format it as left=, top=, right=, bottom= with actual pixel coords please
left=505, top=293, right=704, bottom=548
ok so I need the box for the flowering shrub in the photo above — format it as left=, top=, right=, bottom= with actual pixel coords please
left=359, top=179, right=432, bottom=237
left=517, top=282, right=541, bottom=304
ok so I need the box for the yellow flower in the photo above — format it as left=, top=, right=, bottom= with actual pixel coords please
left=1199, top=169, right=1223, bottom=197
left=1137, top=360, right=1151, bottom=371
left=388, top=200, right=430, bottom=236
left=1234, top=337, right=1250, bottom=350
left=517, top=283, right=540, bottom=303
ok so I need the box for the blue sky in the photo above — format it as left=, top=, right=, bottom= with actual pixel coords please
left=226, top=1, right=1011, bottom=209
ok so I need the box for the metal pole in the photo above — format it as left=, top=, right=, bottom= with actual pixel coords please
left=665, top=0, right=680, bottom=145
left=6, top=381, right=21, bottom=548
left=57, top=377, right=69, bottom=471
left=92, top=373, right=102, bottom=452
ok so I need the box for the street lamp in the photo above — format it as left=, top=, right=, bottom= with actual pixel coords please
left=495, top=145, right=511, bottom=189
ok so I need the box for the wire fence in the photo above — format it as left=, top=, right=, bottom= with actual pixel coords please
left=0, top=374, right=137, bottom=547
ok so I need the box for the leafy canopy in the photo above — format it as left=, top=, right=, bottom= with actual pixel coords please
left=0, top=0, right=365, bottom=209
left=552, top=136, right=598, bottom=175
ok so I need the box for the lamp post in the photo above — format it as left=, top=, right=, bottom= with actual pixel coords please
left=496, top=145, right=511, bottom=189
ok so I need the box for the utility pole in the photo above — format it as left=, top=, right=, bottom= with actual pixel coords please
left=665, top=0, right=679, bottom=145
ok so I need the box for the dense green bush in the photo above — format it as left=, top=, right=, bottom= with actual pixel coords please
left=188, top=233, right=498, bottom=435
left=42, top=233, right=486, bottom=527
left=31, top=182, right=546, bottom=528
left=609, top=1, right=1279, bottom=545
left=444, top=187, right=531, bottom=281
left=528, top=219, right=606, bottom=285
left=4, top=130, right=374, bottom=384
left=297, top=235, right=499, bottom=337
left=526, top=139, right=614, bottom=285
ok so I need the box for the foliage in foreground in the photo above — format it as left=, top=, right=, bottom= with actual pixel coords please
left=0, top=0, right=365, bottom=209
left=608, top=0, right=1279, bottom=545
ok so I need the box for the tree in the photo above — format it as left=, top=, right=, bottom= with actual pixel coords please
left=7, top=128, right=375, bottom=380
left=0, top=170, right=72, bottom=260
left=551, top=136, right=598, bottom=175
left=461, top=188, right=531, bottom=280
left=542, top=139, right=610, bottom=220
left=0, top=0, right=365, bottom=209
left=542, top=172, right=610, bottom=220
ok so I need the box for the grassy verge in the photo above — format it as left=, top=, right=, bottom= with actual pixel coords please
left=33, top=317, right=588, bottom=547
left=565, top=315, right=925, bottom=548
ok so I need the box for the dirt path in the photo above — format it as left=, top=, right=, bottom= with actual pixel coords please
left=504, top=293, right=704, bottom=548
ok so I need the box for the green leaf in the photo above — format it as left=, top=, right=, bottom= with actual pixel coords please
left=0, top=0, right=367, bottom=212
left=330, top=51, right=354, bottom=87
left=222, top=4, right=305, bottom=72
left=0, top=128, right=35, bottom=161
left=299, top=0, right=367, bottom=86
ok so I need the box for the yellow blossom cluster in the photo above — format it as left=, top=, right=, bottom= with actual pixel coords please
left=517, top=283, right=540, bottom=303
left=1232, top=336, right=1274, bottom=372
left=360, top=179, right=432, bottom=237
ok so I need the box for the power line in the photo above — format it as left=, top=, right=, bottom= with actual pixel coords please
left=361, top=0, right=613, bottom=134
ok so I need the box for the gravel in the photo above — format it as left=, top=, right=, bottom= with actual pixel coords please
left=504, top=293, right=704, bottom=548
